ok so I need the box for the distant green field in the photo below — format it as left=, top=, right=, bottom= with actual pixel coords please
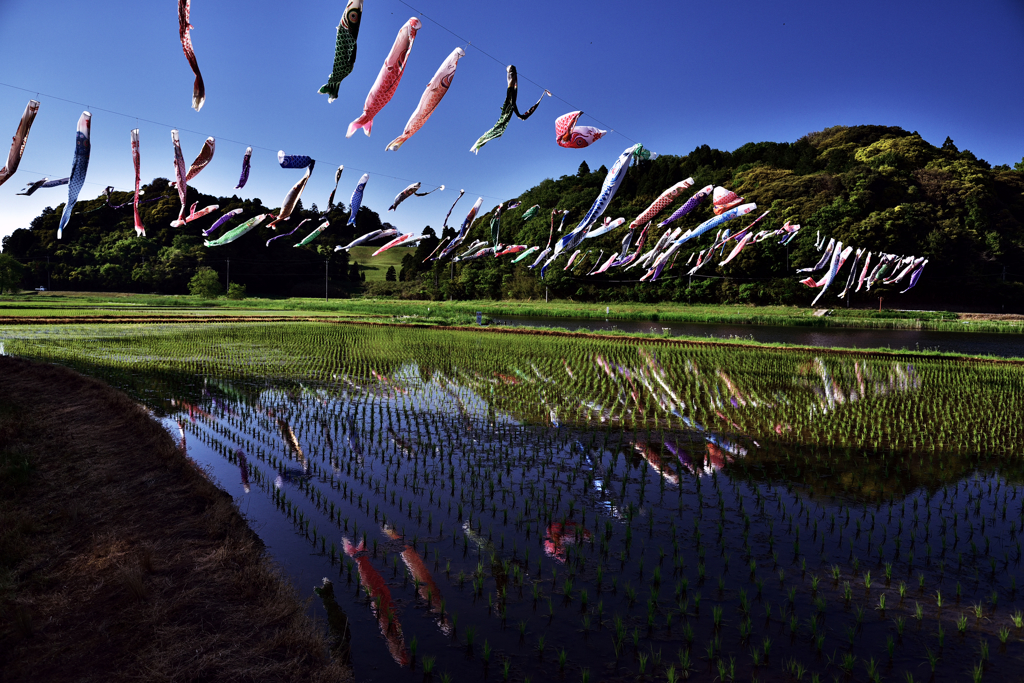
left=345, top=246, right=418, bottom=282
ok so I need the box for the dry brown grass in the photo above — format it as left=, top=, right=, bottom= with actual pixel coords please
left=0, top=356, right=353, bottom=682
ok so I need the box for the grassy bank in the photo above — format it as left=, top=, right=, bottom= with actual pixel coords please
left=3, top=291, right=1024, bottom=333
left=0, top=357, right=352, bottom=682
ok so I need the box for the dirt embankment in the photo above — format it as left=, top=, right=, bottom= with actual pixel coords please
left=0, top=357, right=352, bottom=682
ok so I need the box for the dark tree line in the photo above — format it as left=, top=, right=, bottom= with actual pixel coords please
left=5, top=125, right=1024, bottom=308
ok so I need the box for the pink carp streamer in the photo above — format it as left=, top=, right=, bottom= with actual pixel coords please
left=629, top=178, right=695, bottom=230
left=386, top=47, right=465, bottom=151
left=0, top=99, right=40, bottom=188
left=712, top=186, right=744, bottom=215
left=171, top=130, right=189, bottom=226
left=347, top=17, right=421, bottom=138
left=178, top=0, right=205, bottom=111
left=555, top=111, right=606, bottom=149
left=130, top=129, right=145, bottom=236
left=171, top=203, right=219, bottom=228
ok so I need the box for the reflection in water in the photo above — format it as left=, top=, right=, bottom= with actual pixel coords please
left=6, top=323, right=1023, bottom=683
left=383, top=525, right=451, bottom=635
left=543, top=522, right=592, bottom=563
left=344, top=537, right=409, bottom=667
left=235, top=448, right=250, bottom=493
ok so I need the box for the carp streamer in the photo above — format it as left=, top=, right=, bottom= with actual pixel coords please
left=0, top=99, right=39, bottom=188
left=235, top=147, right=252, bottom=189
left=130, top=129, right=145, bottom=236
left=57, top=111, right=91, bottom=239
left=318, top=0, right=363, bottom=102
left=470, top=65, right=550, bottom=154
left=178, top=0, right=205, bottom=111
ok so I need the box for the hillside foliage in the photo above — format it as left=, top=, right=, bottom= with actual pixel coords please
left=4, top=125, right=1023, bottom=308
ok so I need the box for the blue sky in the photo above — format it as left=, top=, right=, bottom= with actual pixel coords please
left=1, top=0, right=1022, bottom=244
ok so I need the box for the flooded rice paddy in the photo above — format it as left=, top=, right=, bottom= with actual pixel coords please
left=4, top=322, right=1024, bottom=682
left=490, top=316, right=1024, bottom=359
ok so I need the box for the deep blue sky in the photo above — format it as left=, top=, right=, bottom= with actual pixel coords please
left=1, top=0, right=1022, bottom=243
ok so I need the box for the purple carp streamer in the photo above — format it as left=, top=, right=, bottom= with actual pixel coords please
left=658, top=184, right=713, bottom=227
left=901, top=260, right=928, bottom=293
left=57, top=111, right=91, bottom=240
left=178, top=0, right=205, bottom=112
left=327, top=164, right=344, bottom=209
left=204, top=207, right=243, bottom=237
left=386, top=47, right=465, bottom=151
left=235, top=147, right=252, bottom=189
left=347, top=17, right=421, bottom=138
left=130, top=129, right=145, bottom=237
left=278, top=151, right=314, bottom=169
left=0, top=99, right=39, bottom=188
left=470, top=65, right=550, bottom=154
left=265, top=218, right=308, bottom=246
left=318, top=0, right=363, bottom=102
left=171, top=130, right=189, bottom=225
left=442, top=189, right=465, bottom=229
left=295, top=220, right=330, bottom=247
left=347, top=173, right=369, bottom=226
left=205, top=214, right=267, bottom=247
left=268, top=160, right=315, bottom=229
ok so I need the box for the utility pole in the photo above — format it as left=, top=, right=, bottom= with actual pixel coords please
left=325, top=258, right=330, bottom=302
left=226, top=258, right=230, bottom=290
left=46, top=255, right=50, bottom=290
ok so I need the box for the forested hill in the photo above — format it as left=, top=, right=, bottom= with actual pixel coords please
left=4, top=125, right=1024, bottom=308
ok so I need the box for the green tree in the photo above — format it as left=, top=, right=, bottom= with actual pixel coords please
left=226, top=282, right=247, bottom=300
left=577, top=160, right=590, bottom=177
left=1015, top=157, right=1024, bottom=172
left=385, top=265, right=397, bottom=282
left=0, top=253, right=26, bottom=293
left=188, top=266, right=223, bottom=299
